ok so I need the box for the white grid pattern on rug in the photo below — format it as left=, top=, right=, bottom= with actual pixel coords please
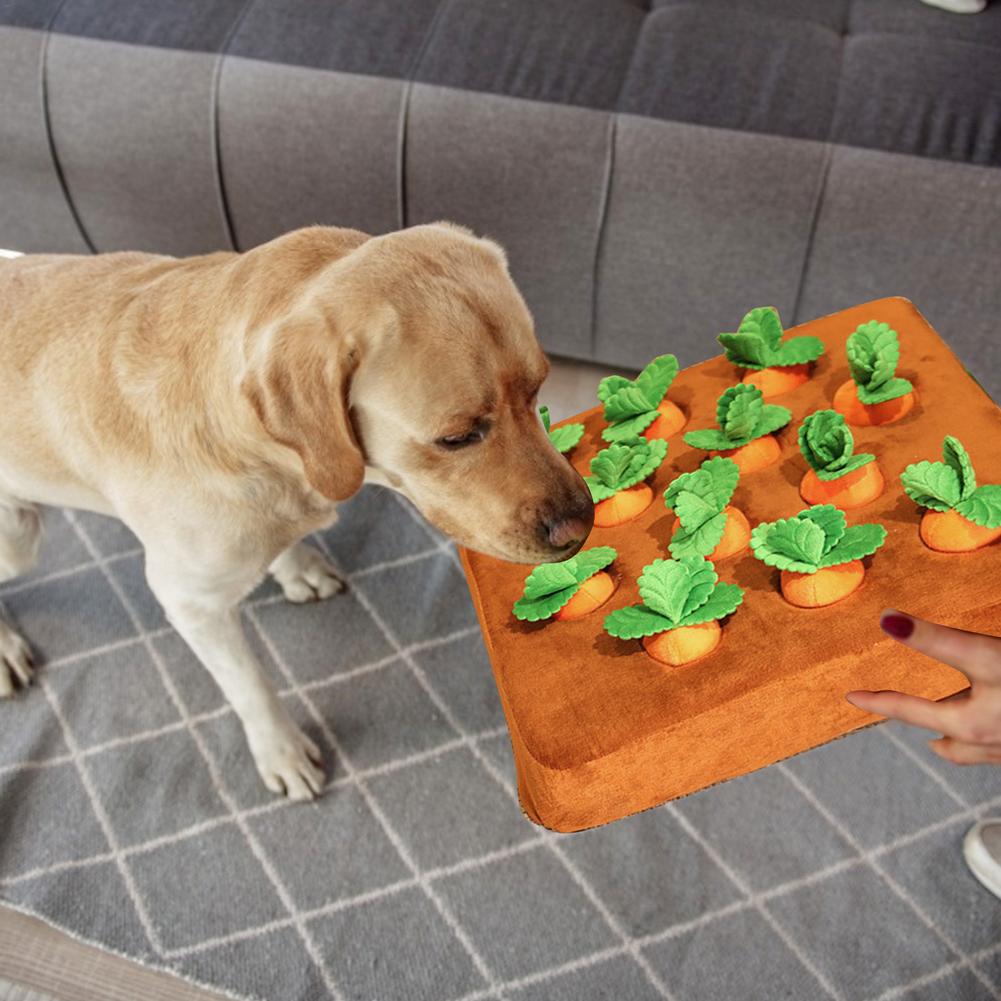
left=1, top=486, right=1000, bottom=1001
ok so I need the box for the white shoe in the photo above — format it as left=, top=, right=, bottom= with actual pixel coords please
left=918, top=0, right=987, bottom=12
left=963, top=820, right=1001, bottom=899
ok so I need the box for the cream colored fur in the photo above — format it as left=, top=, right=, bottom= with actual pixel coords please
left=0, top=224, right=591, bottom=798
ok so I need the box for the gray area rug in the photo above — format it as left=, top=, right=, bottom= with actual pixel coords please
left=1, top=485, right=1000, bottom=1001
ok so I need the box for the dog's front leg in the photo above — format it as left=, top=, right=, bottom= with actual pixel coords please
left=268, top=541, right=344, bottom=603
left=145, top=555, right=325, bottom=800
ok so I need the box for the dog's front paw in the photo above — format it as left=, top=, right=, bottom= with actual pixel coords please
left=0, top=621, right=34, bottom=698
left=271, top=545, right=345, bottom=604
left=249, top=720, right=326, bottom=801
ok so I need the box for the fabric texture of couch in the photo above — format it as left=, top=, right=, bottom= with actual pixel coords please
left=2, top=0, right=1000, bottom=398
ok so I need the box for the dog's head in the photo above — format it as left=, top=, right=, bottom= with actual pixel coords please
left=243, top=223, right=594, bottom=564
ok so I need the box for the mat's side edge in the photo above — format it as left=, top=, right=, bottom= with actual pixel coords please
left=511, top=643, right=970, bottom=833
left=458, top=546, right=550, bottom=826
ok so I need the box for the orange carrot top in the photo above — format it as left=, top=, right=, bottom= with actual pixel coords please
left=845, top=321, right=914, bottom=406
left=513, top=546, right=617, bottom=622
left=799, top=409, right=876, bottom=482
left=901, top=436, right=1001, bottom=531
left=717, top=306, right=825, bottom=372
left=599, top=355, right=680, bottom=443
left=683, top=383, right=791, bottom=453
left=750, top=505, right=887, bottom=576
left=604, top=556, right=744, bottom=642
left=662, top=456, right=742, bottom=558
left=586, top=437, right=668, bottom=505
left=539, top=405, right=584, bottom=454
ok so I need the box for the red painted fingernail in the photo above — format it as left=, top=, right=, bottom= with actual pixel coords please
left=881, top=613, right=914, bottom=640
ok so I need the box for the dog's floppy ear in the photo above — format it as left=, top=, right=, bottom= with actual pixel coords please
left=242, top=311, right=364, bottom=501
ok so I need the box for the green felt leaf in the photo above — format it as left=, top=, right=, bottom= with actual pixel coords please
left=668, top=510, right=728, bottom=559
left=678, top=581, right=745, bottom=627
left=605, top=558, right=739, bottom=637
left=847, top=321, right=895, bottom=383
left=685, top=386, right=788, bottom=450
left=856, top=376, right=913, bottom=405
left=816, top=452, right=875, bottom=482
left=548, top=422, right=585, bottom=453
left=717, top=307, right=785, bottom=369
left=718, top=384, right=763, bottom=443
left=717, top=331, right=773, bottom=370
left=682, top=428, right=734, bottom=452
left=522, top=562, right=579, bottom=601
left=956, top=484, right=1001, bottom=529
left=740, top=306, right=784, bottom=349
left=588, top=444, right=632, bottom=490
left=512, top=547, right=618, bottom=622
left=585, top=476, right=617, bottom=503
left=781, top=519, right=826, bottom=566
left=634, top=354, right=679, bottom=406
left=674, top=489, right=719, bottom=529
left=603, top=384, right=656, bottom=424
left=702, top=456, right=741, bottom=508
left=587, top=438, right=668, bottom=496
left=847, top=321, right=913, bottom=403
left=943, top=436, right=977, bottom=500
left=680, top=560, right=720, bottom=619
left=799, top=410, right=848, bottom=472
left=601, top=354, right=679, bottom=424
left=601, top=410, right=658, bottom=443
left=568, top=546, right=618, bottom=583
left=820, top=522, right=887, bottom=567
left=900, top=460, right=962, bottom=512
left=752, top=506, right=885, bottom=574
left=597, top=374, right=632, bottom=405
left=798, top=409, right=875, bottom=481
left=754, top=404, right=793, bottom=438
left=540, top=406, right=584, bottom=453
left=512, top=588, right=577, bottom=622
left=637, top=557, right=718, bottom=625
left=749, top=516, right=825, bottom=573
left=718, top=308, right=824, bottom=370
left=773, top=335, right=825, bottom=367
left=603, top=604, right=675, bottom=639
left=798, top=504, right=846, bottom=553
left=664, top=457, right=739, bottom=520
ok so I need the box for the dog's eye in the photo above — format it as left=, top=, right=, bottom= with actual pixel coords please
left=437, top=427, right=486, bottom=450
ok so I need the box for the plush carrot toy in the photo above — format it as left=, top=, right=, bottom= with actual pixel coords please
left=586, top=437, right=668, bottom=527
left=662, top=456, right=751, bottom=561
left=833, top=320, right=916, bottom=426
left=900, top=436, right=1001, bottom=552
left=599, top=354, right=685, bottom=442
left=750, top=505, right=887, bottom=608
left=797, top=409, right=885, bottom=510
left=539, top=406, right=585, bottom=454
left=683, top=384, right=791, bottom=473
left=513, top=546, right=618, bottom=622
left=717, top=306, right=825, bottom=398
left=604, top=556, right=744, bottom=666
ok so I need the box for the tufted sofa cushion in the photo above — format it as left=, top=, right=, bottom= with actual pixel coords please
left=1, top=0, right=999, bottom=395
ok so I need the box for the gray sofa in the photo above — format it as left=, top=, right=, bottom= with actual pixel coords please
left=3, top=0, right=1000, bottom=397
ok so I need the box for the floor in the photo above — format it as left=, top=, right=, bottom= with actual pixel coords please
left=3, top=353, right=999, bottom=1001
left=0, top=356, right=629, bottom=1001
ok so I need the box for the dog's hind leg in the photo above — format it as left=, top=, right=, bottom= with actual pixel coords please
left=0, top=496, right=42, bottom=696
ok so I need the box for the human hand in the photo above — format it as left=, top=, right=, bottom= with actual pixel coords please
left=846, top=609, right=1001, bottom=765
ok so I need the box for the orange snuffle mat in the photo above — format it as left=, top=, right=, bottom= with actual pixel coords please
left=460, top=299, right=1001, bottom=832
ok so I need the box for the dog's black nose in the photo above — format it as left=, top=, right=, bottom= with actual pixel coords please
left=545, top=514, right=591, bottom=551
left=541, top=491, right=595, bottom=554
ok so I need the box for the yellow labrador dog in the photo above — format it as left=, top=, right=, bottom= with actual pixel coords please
left=0, top=223, right=593, bottom=799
